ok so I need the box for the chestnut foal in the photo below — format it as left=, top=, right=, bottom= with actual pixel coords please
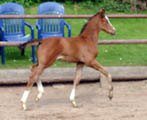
left=20, top=9, right=116, bottom=110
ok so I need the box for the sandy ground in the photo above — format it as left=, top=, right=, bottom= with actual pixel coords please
left=0, top=80, right=147, bottom=120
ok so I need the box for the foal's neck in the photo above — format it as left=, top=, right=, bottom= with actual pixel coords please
left=80, top=16, right=100, bottom=43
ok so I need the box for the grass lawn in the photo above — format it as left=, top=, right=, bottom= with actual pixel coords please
left=0, top=3, right=147, bottom=68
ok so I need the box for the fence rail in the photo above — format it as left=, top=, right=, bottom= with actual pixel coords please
left=0, top=14, right=147, bottom=19
left=0, top=40, right=147, bottom=47
left=98, top=39, right=147, bottom=44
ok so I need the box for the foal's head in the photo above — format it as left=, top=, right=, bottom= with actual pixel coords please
left=98, top=9, right=116, bottom=35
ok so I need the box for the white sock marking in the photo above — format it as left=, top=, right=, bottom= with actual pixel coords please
left=37, top=80, right=44, bottom=93
left=21, top=90, right=30, bottom=103
left=108, top=73, right=111, bottom=79
left=36, top=80, right=44, bottom=100
left=70, top=88, right=75, bottom=101
left=105, top=16, right=116, bottom=30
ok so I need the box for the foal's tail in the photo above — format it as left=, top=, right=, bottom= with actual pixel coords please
left=19, top=39, right=42, bottom=50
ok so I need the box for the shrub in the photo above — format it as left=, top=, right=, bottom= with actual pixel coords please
left=0, top=0, right=131, bottom=12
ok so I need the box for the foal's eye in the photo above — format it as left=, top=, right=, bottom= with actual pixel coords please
left=106, top=20, right=109, bottom=24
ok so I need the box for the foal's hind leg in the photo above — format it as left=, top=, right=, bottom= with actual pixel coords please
left=87, top=60, right=113, bottom=100
left=21, top=64, right=45, bottom=110
left=70, top=63, right=84, bottom=107
left=30, top=64, right=38, bottom=72
left=29, top=64, right=44, bottom=101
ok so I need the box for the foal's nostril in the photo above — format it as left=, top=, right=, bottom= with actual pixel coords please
left=111, top=30, right=116, bottom=35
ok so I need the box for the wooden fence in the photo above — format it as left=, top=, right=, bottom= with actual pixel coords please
left=0, top=14, right=147, bottom=46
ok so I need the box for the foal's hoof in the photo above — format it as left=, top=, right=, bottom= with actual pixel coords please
left=35, top=92, right=43, bottom=102
left=21, top=102, right=27, bottom=111
left=108, top=86, right=113, bottom=100
left=35, top=97, right=39, bottom=102
left=71, top=100, right=78, bottom=108
left=35, top=96, right=41, bottom=102
left=108, top=91, right=113, bottom=100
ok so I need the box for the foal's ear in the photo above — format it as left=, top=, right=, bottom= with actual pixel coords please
left=99, top=9, right=105, bottom=18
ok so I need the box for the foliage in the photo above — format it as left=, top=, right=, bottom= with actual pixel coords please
left=0, top=2, right=147, bottom=68
left=0, top=0, right=39, bottom=7
left=67, top=0, right=130, bottom=13
left=0, top=0, right=131, bottom=12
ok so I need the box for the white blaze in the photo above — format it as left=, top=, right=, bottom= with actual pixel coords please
left=105, top=16, right=116, bottom=30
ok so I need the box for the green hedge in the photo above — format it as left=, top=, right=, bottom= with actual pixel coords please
left=0, top=0, right=131, bottom=12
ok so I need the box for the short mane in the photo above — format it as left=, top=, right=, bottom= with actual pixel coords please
left=80, top=11, right=100, bottom=35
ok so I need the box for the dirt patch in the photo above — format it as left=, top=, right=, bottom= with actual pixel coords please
left=0, top=80, right=147, bottom=120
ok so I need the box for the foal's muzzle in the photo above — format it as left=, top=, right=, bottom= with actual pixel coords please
left=111, top=29, right=116, bottom=35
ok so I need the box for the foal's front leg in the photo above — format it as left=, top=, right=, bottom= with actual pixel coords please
left=87, top=60, right=113, bottom=100
left=70, top=63, right=84, bottom=107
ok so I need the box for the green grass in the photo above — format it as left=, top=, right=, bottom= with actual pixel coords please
left=0, top=3, right=147, bottom=68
